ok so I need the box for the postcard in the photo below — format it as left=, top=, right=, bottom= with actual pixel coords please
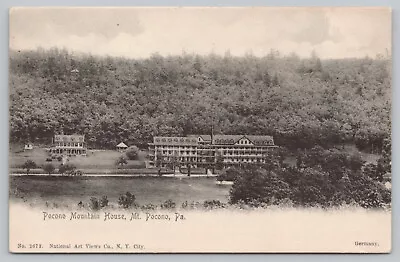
left=9, top=7, right=392, bottom=253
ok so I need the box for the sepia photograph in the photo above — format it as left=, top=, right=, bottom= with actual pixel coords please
left=8, top=7, right=391, bottom=253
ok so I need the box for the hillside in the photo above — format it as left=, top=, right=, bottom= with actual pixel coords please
left=9, top=48, right=391, bottom=151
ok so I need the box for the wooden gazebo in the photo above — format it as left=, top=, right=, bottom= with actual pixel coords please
left=116, top=142, right=128, bottom=151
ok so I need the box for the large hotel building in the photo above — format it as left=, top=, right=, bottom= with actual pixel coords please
left=49, top=134, right=87, bottom=156
left=148, top=134, right=278, bottom=168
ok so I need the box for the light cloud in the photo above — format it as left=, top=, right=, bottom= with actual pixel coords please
left=9, top=7, right=391, bottom=59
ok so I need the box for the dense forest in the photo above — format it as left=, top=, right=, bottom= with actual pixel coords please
left=9, top=48, right=391, bottom=151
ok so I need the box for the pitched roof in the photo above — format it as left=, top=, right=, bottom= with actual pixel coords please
left=187, top=135, right=212, bottom=141
left=246, top=135, right=275, bottom=146
left=199, top=135, right=212, bottom=141
left=213, top=135, right=274, bottom=146
left=116, top=142, right=128, bottom=148
left=54, top=134, right=84, bottom=143
left=151, top=135, right=275, bottom=146
left=153, top=136, right=198, bottom=145
left=212, top=135, right=243, bottom=145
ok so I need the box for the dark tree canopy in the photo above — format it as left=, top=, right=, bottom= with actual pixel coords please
left=9, top=48, right=391, bottom=152
left=22, top=160, right=37, bottom=175
left=125, top=146, right=139, bottom=160
left=42, top=163, right=55, bottom=175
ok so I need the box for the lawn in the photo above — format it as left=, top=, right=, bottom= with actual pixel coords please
left=9, top=143, right=381, bottom=174
left=342, top=144, right=381, bottom=164
left=9, top=176, right=231, bottom=207
left=9, top=148, right=50, bottom=168
left=9, top=147, right=146, bottom=169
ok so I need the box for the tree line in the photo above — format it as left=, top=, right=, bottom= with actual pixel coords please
left=225, top=142, right=391, bottom=209
left=9, top=48, right=391, bottom=152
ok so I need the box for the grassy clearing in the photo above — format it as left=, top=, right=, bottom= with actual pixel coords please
left=9, top=148, right=49, bottom=168
left=9, top=176, right=231, bottom=207
left=9, top=148, right=147, bottom=169
left=9, top=144, right=381, bottom=173
left=342, top=144, right=381, bottom=164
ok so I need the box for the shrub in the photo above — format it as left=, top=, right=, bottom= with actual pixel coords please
left=118, top=192, right=136, bottom=208
left=181, top=200, right=203, bottom=209
left=203, top=200, right=226, bottom=209
left=22, top=160, right=37, bottom=175
left=59, top=164, right=76, bottom=175
left=74, top=170, right=83, bottom=176
left=141, top=203, right=157, bottom=210
left=46, top=158, right=52, bottom=162
left=57, top=156, right=63, bottom=161
left=99, top=196, right=109, bottom=208
left=217, top=167, right=240, bottom=182
left=43, top=163, right=55, bottom=175
left=89, top=196, right=109, bottom=210
left=126, top=146, right=139, bottom=160
left=181, top=201, right=189, bottom=209
left=161, top=199, right=176, bottom=209
left=115, top=155, right=128, bottom=166
left=89, top=197, right=100, bottom=211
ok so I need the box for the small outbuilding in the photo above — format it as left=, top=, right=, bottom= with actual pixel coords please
left=116, top=142, right=128, bottom=151
left=24, top=143, right=33, bottom=150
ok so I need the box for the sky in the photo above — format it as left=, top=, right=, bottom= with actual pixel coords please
left=9, top=7, right=391, bottom=59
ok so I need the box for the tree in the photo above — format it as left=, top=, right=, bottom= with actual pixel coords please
left=263, top=153, right=280, bottom=170
left=217, top=167, right=240, bottom=182
left=22, top=160, right=37, bottom=175
left=43, top=163, right=55, bottom=175
left=215, top=150, right=224, bottom=170
left=229, top=166, right=291, bottom=206
left=9, top=49, right=391, bottom=154
left=291, top=167, right=332, bottom=207
left=364, top=162, right=385, bottom=182
left=59, top=163, right=76, bottom=175
left=118, top=192, right=136, bottom=208
left=378, top=137, right=392, bottom=176
left=115, top=155, right=128, bottom=167
left=347, top=153, right=365, bottom=172
left=126, top=146, right=139, bottom=160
